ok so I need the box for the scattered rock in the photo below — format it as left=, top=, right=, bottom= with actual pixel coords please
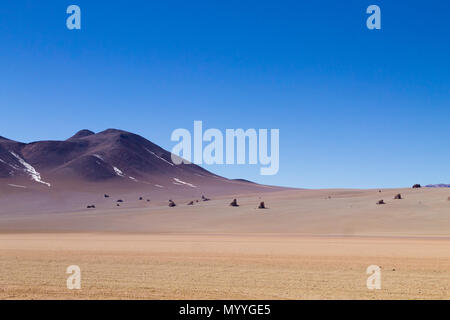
left=147, top=199, right=150, bottom=202
left=116, top=203, right=120, bottom=207
left=378, top=190, right=382, bottom=193
left=376, top=200, right=386, bottom=205
left=202, top=195, right=210, bottom=201
left=117, top=199, right=124, bottom=203
left=104, top=194, right=110, bottom=198
left=139, top=197, right=143, bottom=201
left=412, top=184, right=421, bottom=188
left=169, top=200, right=176, bottom=207
left=187, top=201, right=194, bottom=205
left=258, top=201, right=266, bottom=209
left=230, top=199, right=239, bottom=207
left=87, top=205, right=96, bottom=209
left=394, top=193, right=402, bottom=200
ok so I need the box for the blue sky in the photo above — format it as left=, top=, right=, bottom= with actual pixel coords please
left=0, top=1, right=449, bottom=188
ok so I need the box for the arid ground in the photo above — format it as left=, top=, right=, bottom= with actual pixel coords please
left=0, top=187, right=449, bottom=299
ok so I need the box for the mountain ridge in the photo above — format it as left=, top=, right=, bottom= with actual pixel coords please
left=0, top=129, right=278, bottom=196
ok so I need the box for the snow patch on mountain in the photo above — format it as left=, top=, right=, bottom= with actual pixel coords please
left=145, top=148, right=174, bottom=166
left=8, top=184, right=27, bottom=188
left=173, top=178, right=196, bottom=188
left=113, top=166, right=125, bottom=177
left=10, top=152, right=51, bottom=187
left=0, top=158, right=21, bottom=170
left=92, top=154, right=104, bottom=161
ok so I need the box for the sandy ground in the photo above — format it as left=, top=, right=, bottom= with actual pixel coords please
left=0, top=188, right=449, bottom=299
left=0, top=187, right=449, bottom=236
left=0, top=233, right=449, bottom=299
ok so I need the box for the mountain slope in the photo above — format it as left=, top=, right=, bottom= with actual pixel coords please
left=0, top=129, right=281, bottom=196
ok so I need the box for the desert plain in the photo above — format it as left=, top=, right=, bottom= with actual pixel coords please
left=0, top=187, right=449, bottom=299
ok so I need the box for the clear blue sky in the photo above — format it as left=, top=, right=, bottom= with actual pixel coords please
left=0, top=1, right=449, bottom=188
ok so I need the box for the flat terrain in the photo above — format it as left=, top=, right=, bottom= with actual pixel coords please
left=1, top=188, right=449, bottom=235
left=0, top=233, right=449, bottom=299
left=0, top=187, right=449, bottom=299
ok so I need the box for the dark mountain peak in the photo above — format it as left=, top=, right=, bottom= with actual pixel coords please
left=68, top=129, right=95, bottom=140
left=0, top=136, right=10, bottom=141
left=96, top=129, right=151, bottom=147
left=98, top=128, right=129, bottom=135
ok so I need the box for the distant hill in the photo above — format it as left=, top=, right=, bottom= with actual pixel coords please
left=425, top=184, right=450, bottom=188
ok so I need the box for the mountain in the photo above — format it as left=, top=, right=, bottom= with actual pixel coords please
left=0, top=129, right=280, bottom=197
left=425, top=184, right=450, bottom=188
